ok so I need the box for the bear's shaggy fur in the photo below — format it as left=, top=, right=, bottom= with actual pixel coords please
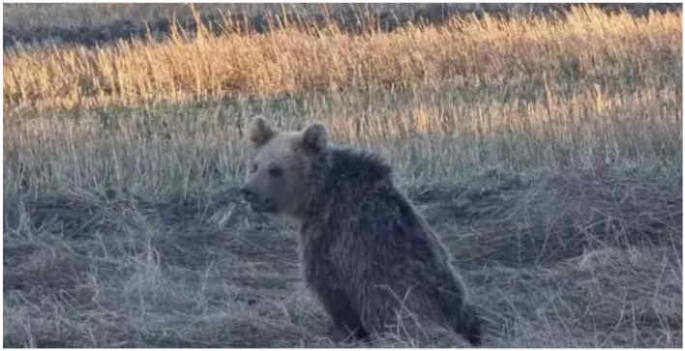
left=241, top=117, right=482, bottom=346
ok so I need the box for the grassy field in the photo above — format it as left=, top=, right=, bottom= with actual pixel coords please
left=3, top=5, right=682, bottom=347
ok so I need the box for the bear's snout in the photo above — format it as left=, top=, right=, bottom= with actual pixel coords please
left=240, top=187, right=256, bottom=203
left=240, top=186, right=277, bottom=213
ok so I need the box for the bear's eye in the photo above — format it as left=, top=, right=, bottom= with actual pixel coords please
left=268, top=166, right=283, bottom=177
left=250, top=163, right=258, bottom=174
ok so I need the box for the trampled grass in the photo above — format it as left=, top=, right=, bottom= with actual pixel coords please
left=3, top=4, right=682, bottom=348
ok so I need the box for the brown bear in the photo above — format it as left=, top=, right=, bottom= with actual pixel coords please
left=241, top=117, right=482, bottom=346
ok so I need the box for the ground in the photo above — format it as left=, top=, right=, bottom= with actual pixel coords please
left=3, top=170, right=681, bottom=347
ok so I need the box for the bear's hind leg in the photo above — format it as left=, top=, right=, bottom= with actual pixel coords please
left=452, top=303, right=483, bottom=346
left=316, top=288, right=368, bottom=340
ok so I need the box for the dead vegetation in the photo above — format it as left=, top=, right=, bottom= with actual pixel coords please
left=3, top=172, right=681, bottom=347
left=4, top=6, right=681, bottom=111
left=3, top=4, right=682, bottom=348
left=6, top=4, right=679, bottom=50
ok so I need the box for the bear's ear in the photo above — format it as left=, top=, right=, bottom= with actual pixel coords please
left=248, top=117, right=276, bottom=147
left=302, top=123, right=328, bottom=153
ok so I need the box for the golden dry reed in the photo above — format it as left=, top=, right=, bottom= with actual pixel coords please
left=4, top=6, right=681, bottom=112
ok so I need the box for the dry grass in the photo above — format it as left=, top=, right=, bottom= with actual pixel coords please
left=3, top=173, right=681, bottom=347
left=4, top=6, right=681, bottom=111
left=2, top=3, right=460, bottom=31
left=2, top=3, right=283, bottom=30
left=3, top=5, right=682, bottom=348
left=4, top=6, right=682, bottom=200
left=3, top=86, right=681, bottom=202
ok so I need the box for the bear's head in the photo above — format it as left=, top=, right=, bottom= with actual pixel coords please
left=240, top=117, right=328, bottom=218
